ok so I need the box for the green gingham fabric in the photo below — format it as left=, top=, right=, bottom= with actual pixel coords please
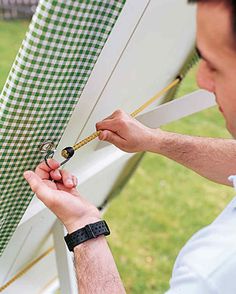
left=0, top=0, right=125, bottom=256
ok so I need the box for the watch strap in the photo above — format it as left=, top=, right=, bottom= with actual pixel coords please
left=64, top=220, right=110, bottom=251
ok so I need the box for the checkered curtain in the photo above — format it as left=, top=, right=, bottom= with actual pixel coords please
left=0, top=0, right=125, bottom=256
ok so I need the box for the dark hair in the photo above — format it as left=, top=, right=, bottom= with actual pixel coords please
left=188, top=0, right=236, bottom=39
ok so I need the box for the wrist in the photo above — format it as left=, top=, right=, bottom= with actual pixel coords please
left=144, top=128, right=165, bottom=153
left=64, top=220, right=110, bottom=252
left=74, top=234, right=107, bottom=254
left=65, top=214, right=101, bottom=234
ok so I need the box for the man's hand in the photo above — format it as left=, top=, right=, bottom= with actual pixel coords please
left=24, top=160, right=126, bottom=293
left=24, top=159, right=100, bottom=233
left=96, top=109, right=161, bottom=153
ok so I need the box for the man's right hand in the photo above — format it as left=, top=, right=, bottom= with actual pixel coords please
left=96, top=109, right=162, bottom=153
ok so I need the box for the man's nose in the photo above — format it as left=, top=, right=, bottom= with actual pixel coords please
left=196, top=60, right=215, bottom=93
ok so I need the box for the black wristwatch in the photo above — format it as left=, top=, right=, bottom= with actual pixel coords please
left=64, top=220, right=110, bottom=252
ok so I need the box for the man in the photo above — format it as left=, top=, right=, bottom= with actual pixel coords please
left=24, top=0, right=236, bottom=293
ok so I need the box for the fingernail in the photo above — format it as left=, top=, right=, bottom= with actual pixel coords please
left=55, top=170, right=61, bottom=178
left=67, top=179, right=73, bottom=185
left=23, top=171, right=32, bottom=180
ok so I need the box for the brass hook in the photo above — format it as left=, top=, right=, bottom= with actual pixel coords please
left=40, top=141, right=71, bottom=169
left=44, top=149, right=71, bottom=169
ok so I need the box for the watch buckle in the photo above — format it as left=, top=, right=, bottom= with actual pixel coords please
left=85, top=224, right=96, bottom=239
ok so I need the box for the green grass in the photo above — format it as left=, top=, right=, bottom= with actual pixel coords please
left=0, top=20, right=29, bottom=90
left=0, top=20, right=234, bottom=294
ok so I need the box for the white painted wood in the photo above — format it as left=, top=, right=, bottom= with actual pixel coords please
left=137, top=90, right=216, bottom=128
left=41, top=279, right=60, bottom=294
left=19, top=196, right=46, bottom=226
left=0, top=208, right=56, bottom=286
left=53, top=220, right=78, bottom=294
left=0, top=241, right=57, bottom=294
left=0, top=208, right=57, bottom=293
left=78, top=150, right=133, bottom=207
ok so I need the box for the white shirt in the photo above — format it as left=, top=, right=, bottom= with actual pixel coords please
left=166, top=176, right=236, bottom=294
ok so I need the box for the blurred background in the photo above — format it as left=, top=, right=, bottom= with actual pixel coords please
left=0, top=0, right=38, bottom=20
left=0, top=2, right=234, bottom=293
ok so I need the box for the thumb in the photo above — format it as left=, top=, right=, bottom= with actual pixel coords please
left=24, top=171, right=53, bottom=204
left=99, top=130, right=125, bottom=148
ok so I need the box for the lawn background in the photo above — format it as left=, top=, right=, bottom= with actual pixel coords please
left=0, top=20, right=234, bottom=293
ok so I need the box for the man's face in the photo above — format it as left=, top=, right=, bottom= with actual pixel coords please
left=196, top=2, right=236, bottom=137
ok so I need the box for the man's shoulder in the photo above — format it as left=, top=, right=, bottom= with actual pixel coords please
left=168, top=196, right=236, bottom=294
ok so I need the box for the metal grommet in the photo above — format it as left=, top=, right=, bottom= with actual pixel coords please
left=40, top=140, right=72, bottom=168
left=39, top=140, right=55, bottom=153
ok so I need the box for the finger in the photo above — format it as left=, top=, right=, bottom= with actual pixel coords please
left=99, top=109, right=122, bottom=122
left=55, top=176, right=78, bottom=192
left=50, top=169, right=62, bottom=181
left=35, top=159, right=60, bottom=180
left=103, top=108, right=125, bottom=119
left=24, top=171, right=54, bottom=205
left=102, top=112, right=116, bottom=121
left=60, top=169, right=75, bottom=188
left=96, top=118, right=120, bottom=132
left=96, top=109, right=125, bottom=131
left=99, top=130, right=125, bottom=147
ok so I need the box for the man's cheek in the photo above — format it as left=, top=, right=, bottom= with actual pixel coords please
left=225, top=117, right=236, bottom=138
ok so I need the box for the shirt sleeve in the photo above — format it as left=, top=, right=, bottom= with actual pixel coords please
left=165, top=196, right=236, bottom=294
left=165, top=264, right=215, bottom=294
